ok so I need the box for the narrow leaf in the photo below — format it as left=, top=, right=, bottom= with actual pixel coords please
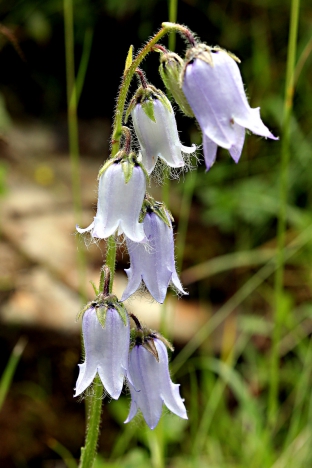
left=124, top=45, right=133, bottom=74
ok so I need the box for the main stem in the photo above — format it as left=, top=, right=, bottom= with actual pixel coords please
left=79, top=22, right=187, bottom=466
left=79, top=377, right=103, bottom=468
left=268, top=0, right=300, bottom=426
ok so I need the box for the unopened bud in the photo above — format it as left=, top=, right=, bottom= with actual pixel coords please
left=159, top=51, right=194, bottom=117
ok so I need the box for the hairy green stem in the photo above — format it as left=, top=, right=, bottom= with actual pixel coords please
left=79, top=377, right=103, bottom=468
left=268, top=0, right=300, bottom=426
left=79, top=24, right=189, bottom=465
left=106, top=235, right=117, bottom=294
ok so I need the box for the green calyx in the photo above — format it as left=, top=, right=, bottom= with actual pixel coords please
left=159, top=51, right=194, bottom=118
left=121, top=152, right=149, bottom=184
left=77, top=294, right=128, bottom=328
left=98, top=150, right=149, bottom=185
left=130, top=326, right=174, bottom=362
left=139, top=193, right=173, bottom=227
left=125, top=84, right=172, bottom=124
left=98, top=149, right=127, bottom=178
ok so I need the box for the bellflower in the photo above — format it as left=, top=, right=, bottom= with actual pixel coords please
left=125, top=336, right=187, bottom=429
left=129, top=85, right=195, bottom=174
left=182, top=45, right=278, bottom=170
left=121, top=204, right=186, bottom=303
left=77, top=155, right=146, bottom=242
left=74, top=302, right=130, bottom=399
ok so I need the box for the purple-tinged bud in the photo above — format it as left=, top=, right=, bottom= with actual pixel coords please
left=128, top=85, right=196, bottom=174
left=121, top=203, right=186, bottom=303
left=77, top=154, right=146, bottom=242
left=74, top=299, right=130, bottom=400
left=125, top=336, right=187, bottom=429
left=182, top=45, right=278, bottom=170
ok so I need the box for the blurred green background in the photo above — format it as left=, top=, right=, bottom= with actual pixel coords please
left=1, top=0, right=312, bottom=467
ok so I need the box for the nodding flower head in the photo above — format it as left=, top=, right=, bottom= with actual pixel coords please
left=121, top=198, right=187, bottom=303
left=77, top=153, right=147, bottom=242
left=182, top=44, right=278, bottom=170
left=125, top=329, right=187, bottom=429
left=128, top=85, right=196, bottom=174
left=74, top=296, right=130, bottom=400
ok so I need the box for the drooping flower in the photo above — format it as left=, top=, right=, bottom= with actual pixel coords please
left=182, top=45, right=278, bottom=170
left=121, top=201, right=186, bottom=303
left=74, top=299, right=130, bottom=399
left=125, top=335, right=187, bottom=429
left=128, top=85, right=196, bottom=174
left=77, top=154, right=146, bottom=242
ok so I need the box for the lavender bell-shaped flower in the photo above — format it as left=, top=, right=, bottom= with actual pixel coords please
left=121, top=201, right=186, bottom=303
left=125, top=333, right=187, bottom=429
left=128, top=85, right=195, bottom=174
left=77, top=153, right=146, bottom=242
left=74, top=298, right=130, bottom=399
left=182, top=44, right=278, bottom=170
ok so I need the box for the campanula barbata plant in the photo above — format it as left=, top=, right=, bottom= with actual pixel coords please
left=74, top=21, right=277, bottom=466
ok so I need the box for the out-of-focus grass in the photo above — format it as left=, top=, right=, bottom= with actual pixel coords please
left=0, top=337, right=27, bottom=410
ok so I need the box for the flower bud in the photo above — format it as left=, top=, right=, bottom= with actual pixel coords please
left=159, top=51, right=194, bottom=117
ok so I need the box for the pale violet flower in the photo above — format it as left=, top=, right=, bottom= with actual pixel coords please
left=77, top=158, right=146, bottom=242
left=130, top=86, right=196, bottom=174
left=182, top=45, right=278, bottom=170
left=121, top=207, right=186, bottom=303
left=74, top=304, right=130, bottom=399
left=125, top=337, right=187, bottom=429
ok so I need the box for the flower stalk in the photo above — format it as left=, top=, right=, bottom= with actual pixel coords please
left=111, top=22, right=194, bottom=157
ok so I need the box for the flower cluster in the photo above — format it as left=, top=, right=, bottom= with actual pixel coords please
left=75, top=23, right=277, bottom=430
left=75, top=281, right=187, bottom=428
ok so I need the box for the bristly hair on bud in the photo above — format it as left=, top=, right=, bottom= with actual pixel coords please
left=158, top=50, right=194, bottom=117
